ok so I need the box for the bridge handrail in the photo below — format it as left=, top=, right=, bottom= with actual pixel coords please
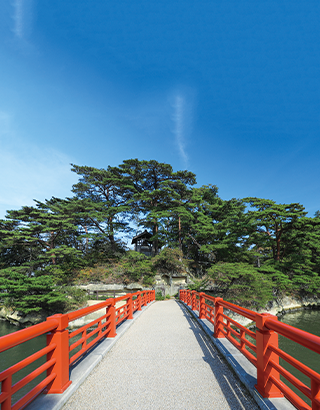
left=264, top=318, right=320, bottom=354
left=180, top=289, right=320, bottom=410
left=0, top=319, right=59, bottom=353
left=0, top=289, right=155, bottom=410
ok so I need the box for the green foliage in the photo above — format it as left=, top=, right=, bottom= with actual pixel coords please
left=75, top=264, right=112, bottom=284
left=118, top=159, right=196, bottom=254
left=106, top=251, right=156, bottom=285
left=207, top=262, right=273, bottom=308
left=0, top=268, right=67, bottom=314
left=2, top=159, right=320, bottom=314
left=187, top=277, right=211, bottom=291
left=155, top=291, right=165, bottom=301
left=165, top=294, right=171, bottom=299
left=152, top=248, right=185, bottom=273
left=63, top=286, right=88, bottom=310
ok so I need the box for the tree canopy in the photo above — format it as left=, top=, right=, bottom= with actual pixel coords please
left=1, top=158, right=320, bottom=313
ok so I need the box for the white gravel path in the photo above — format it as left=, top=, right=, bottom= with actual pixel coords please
left=63, top=300, right=259, bottom=410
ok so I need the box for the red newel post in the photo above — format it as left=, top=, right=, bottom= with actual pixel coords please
left=107, top=300, right=117, bottom=338
left=152, top=289, right=155, bottom=301
left=214, top=298, right=225, bottom=338
left=46, top=314, right=72, bottom=394
left=186, top=290, right=191, bottom=306
left=183, top=289, right=186, bottom=303
left=311, top=379, right=320, bottom=410
left=255, top=313, right=283, bottom=398
left=183, top=289, right=187, bottom=303
left=199, top=292, right=206, bottom=319
left=127, top=294, right=133, bottom=319
left=137, top=291, right=142, bottom=311
left=191, top=291, right=197, bottom=311
left=1, top=374, right=12, bottom=410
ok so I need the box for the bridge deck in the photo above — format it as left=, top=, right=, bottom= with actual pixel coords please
left=63, top=300, right=258, bottom=410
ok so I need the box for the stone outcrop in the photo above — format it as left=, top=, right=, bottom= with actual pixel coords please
left=226, top=295, right=320, bottom=327
left=0, top=307, right=47, bottom=327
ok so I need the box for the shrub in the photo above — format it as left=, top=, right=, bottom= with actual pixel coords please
left=155, top=291, right=165, bottom=301
left=152, top=248, right=185, bottom=274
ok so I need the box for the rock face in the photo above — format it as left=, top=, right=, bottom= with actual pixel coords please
left=0, top=307, right=47, bottom=327
left=154, top=273, right=189, bottom=298
left=79, top=274, right=189, bottom=299
left=226, top=295, right=320, bottom=327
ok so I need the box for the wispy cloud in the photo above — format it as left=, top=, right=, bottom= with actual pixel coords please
left=12, top=0, right=33, bottom=40
left=172, top=94, right=188, bottom=165
left=0, top=111, right=78, bottom=218
left=171, top=89, right=196, bottom=167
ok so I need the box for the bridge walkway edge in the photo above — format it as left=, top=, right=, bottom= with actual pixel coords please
left=25, top=301, right=155, bottom=410
left=180, top=302, right=295, bottom=410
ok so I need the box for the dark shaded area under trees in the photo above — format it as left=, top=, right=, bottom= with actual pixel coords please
left=1, top=158, right=320, bottom=314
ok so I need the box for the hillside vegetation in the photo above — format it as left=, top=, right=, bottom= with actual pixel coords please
left=1, top=159, right=320, bottom=314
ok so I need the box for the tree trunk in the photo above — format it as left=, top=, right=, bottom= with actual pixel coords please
left=108, top=217, right=116, bottom=251
left=152, top=223, right=158, bottom=256
left=84, top=225, right=89, bottom=252
left=178, top=215, right=182, bottom=252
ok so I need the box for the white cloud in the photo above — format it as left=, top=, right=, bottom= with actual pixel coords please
left=170, top=89, right=196, bottom=167
left=12, top=0, right=34, bottom=40
left=172, top=95, right=188, bottom=165
left=0, top=111, right=78, bottom=218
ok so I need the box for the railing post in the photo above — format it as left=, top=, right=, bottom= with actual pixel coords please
left=214, top=297, right=225, bottom=339
left=1, top=375, right=12, bottom=410
left=182, top=289, right=186, bottom=303
left=311, top=379, right=320, bottom=410
left=107, top=300, right=117, bottom=338
left=127, top=294, right=133, bottom=319
left=137, top=291, right=142, bottom=311
left=199, top=292, right=206, bottom=319
left=186, top=290, right=190, bottom=306
left=191, top=291, right=196, bottom=310
left=255, top=313, right=283, bottom=398
left=142, top=291, right=146, bottom=307
left=46, top=314, right=71, bottom=394
left=152, top=289, right=155, bottom=301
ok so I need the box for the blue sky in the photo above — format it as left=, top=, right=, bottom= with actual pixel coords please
left=0, top=0, right=320, bottom=219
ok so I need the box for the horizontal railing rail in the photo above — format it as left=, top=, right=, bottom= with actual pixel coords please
left=180, top=289, right=320, bottom=410
left=0, top=290, right=155, bottom=410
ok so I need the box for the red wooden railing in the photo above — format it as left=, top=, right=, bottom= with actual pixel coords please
left=0, top=290, right=155, bottom=410
left=180, top=289, right=320, bottom=410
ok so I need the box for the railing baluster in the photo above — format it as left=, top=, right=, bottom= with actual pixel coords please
left=311, top=379, right=320, bottom=410
left=46, top=314, right=71, bottom=394
left=127, top=294, right=133, bottom=320
left=191, top=291, right=196, bottom=311
left=1, top=374, right=12, bottom=410
left=199, top=292, right=205, bottom=319
left=214, top=298, right=225, bottom=339
left=255, top=313, right=283, bottom=398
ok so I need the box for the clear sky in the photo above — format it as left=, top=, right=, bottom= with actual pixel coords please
left=1, top=1, right=319, bottom=219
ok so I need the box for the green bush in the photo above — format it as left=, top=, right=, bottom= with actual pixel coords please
left=155, top=291, right=165, bottom=301
left=107, top=251, right=156, bottom=284
left=152, top=248, right=185, bottom=273
left=207, top=262, right=273, bottom=309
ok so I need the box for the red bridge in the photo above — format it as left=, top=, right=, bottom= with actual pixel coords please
left=0, top=290, right=319, bottom=410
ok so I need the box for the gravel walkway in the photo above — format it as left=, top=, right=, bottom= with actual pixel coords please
left=63, top=300, right=259, bottom=410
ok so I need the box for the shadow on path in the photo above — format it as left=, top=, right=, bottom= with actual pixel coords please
left=176, top=300, right=259, bottom=410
